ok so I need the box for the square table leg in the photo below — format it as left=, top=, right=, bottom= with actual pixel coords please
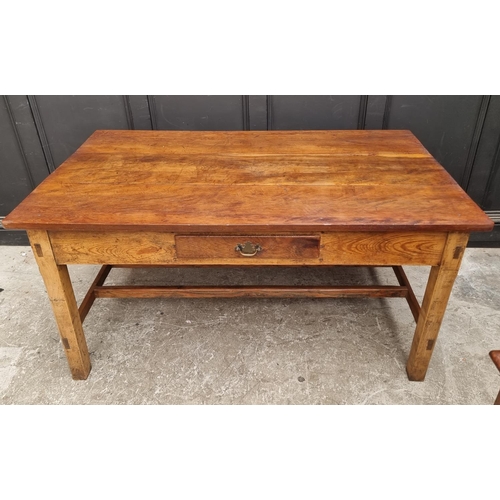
left=27, top=230, right=91, bottom=380
left=406, top=232, right=469, bottom=381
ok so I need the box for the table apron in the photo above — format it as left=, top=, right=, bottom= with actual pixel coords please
left=47, top=230, right=449, bottom=266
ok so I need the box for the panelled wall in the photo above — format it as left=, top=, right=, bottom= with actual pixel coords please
left=1, top=95, right=499, bottom=245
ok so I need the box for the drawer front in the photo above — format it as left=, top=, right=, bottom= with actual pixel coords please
left=175, top=235, right=321, bottom=260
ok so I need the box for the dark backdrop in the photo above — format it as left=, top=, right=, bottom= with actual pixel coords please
left=1, top=95, right=498, bottom=245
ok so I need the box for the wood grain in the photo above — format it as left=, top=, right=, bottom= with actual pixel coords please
left=321, top=232, right=447, bottom=265
left=175, top=235, right=320, bottom=260
left=27, top=230, right=91, bottom=380
left=50, top=231, right=175, bottom=265
left=48, top=155, right=454, bottom=186
left=5, top=131, right=489, bottom=383
left=406, top=232, right=470, bottom=381
left=78, top=265, right=111, bottom=323
left=93, top=285, right=409, bottom=299
left=393, top=266, right=421, bottom=322
left=3, top=130, right=493, bottom=233
left=63, top=129, right=434, bottom=156
left=49, top=231, right=449, bottom=266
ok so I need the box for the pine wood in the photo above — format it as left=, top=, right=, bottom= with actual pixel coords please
left=93, top=284, right=409, bottom=299
left=49, top=230, right=446, bottom=266
left=406, top=232, right=470, bottom=381
left=27, top=230, right=91, bottom=380
left=3, top=131, right=492, bottom=382
left=321, top=232, right=446, bottom=266
left=49, top=231, right=175, bottom=265
left=393, top=266, right=421, bottom=322
left=2, top=130, right=492, bottom=233
left=79, top=264, right=112, bottom=323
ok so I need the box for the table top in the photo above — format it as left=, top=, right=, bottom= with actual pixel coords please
left=3, top=130, right=493, bottom=233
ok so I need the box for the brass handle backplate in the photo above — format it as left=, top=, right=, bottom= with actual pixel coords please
left=235, top=242, right=262, bottom=257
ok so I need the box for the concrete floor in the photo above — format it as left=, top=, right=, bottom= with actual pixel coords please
left=0, top=245, right=499, bottom=404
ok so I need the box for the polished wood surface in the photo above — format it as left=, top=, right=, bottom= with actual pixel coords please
left=3, top=130, right=492, bottom=233
left=175, top=235, right=320, bottom=259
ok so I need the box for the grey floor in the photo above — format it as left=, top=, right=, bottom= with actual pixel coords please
left=0, top=245, right=499, bottom=404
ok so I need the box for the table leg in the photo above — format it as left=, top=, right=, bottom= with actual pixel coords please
left=27, top=230, right=91, bottom=380
left=406, top=232, right=469, bottom=381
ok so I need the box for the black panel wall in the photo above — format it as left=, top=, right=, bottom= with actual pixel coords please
left=467, top=95, right=500, bottom=211
left=31, top=95, right=131, bottom=169
left=268, top=96, right=362, bottom=130
left=1, top=95, right=498, bottom=245
left=148, top=95, right=248, bottom=131
left=0, top=99, right=34, bottom=214
left=383, top=96, right=485, bottom=184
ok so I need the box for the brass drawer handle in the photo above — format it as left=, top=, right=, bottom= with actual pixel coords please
left=235, top=242, right=262, bottom=257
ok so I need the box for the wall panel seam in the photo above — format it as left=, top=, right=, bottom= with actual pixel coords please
left=146, top=95, right=158, bottom=130
left=462, top=95, right=491, bottom=190
left=266, top=96, right=273, bottom=130
left=357, top=95, right=368, bottom=130
left=382, top=95, right=392, bottom=130
left=27, top=95, right=56, bottom=172
left=3, top=96, right=36, bottom=189
left=242, top=96, right=250, bottom=130
left=122, top=96, right=135, bottom=130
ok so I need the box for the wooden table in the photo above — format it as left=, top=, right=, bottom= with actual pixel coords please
left=3, top=130, right=493, bottom=381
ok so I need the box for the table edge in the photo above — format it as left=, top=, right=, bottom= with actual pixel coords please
left=2, top=220, right=494, bottom=233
